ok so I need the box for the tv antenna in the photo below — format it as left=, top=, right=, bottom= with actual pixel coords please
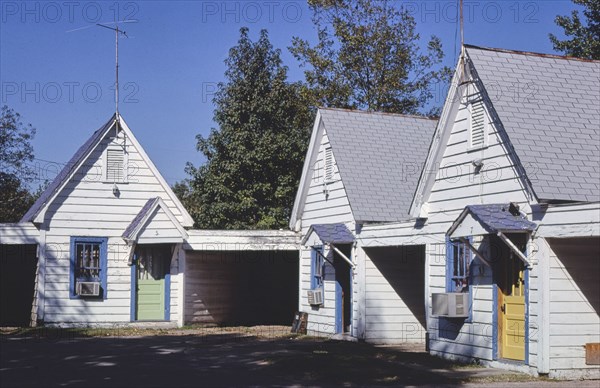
left=67, top=20, right=136, bottom=137
left=97, top=22, right=127, bottom=136
left=460, top=0, right=464, bottom=49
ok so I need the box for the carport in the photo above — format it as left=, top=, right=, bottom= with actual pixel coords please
left=183, top=230, right=299, bottom=326
left=0, top=223, right=40, bottom=326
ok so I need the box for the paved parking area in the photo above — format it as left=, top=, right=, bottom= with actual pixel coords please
left=0, top=327, right=597, bottom=387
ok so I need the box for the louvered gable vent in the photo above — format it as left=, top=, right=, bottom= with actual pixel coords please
left=469, top=100, right=487, bottom=150
left=106, top=148, right=124, bottom=182
left=324, top=147, right=333, bottom=182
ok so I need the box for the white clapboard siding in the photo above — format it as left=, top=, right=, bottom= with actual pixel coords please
left=546, top=237, right=600, bottom=376
left=298, top=129, right=354, bottom=335
left=404, top=86, right=531, bottom=363
left=39, top=128, right=185, bottom=325
left=0, top=223, right=40, bottom=244
left=536, top=203, right=600, bottom=238
left=363, top=246, right=427, bottom=343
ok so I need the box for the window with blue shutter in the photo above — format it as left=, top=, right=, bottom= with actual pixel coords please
left=311, top=246, right=324, bottom=289
left=446, top=236, right=472, bottom=293
left=70, top=237, right=108, bottom=299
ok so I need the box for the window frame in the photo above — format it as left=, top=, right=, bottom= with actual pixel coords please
left=446, top=236, right=473, bottom=293
left=445, top=236, right=473, bottom=321
left=70, top=237, right=108, bottom=299
left=310, top=246, right=324, bottom=290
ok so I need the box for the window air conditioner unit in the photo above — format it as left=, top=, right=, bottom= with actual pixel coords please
left=432, top=292, right=469, bottom=318
left=307, top=288, right=324, bottom=306
left=77, top=281, right=101, bottom=297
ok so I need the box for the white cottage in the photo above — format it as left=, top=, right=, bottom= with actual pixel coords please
left=0, top=114, right=300, bottom=327
left=358, top=45, right=600, bottom=379
left=290, top=108, right=436, bottom=342
left=16, top=114, right=194, bottom=325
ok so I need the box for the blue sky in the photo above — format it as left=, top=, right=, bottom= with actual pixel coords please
left=0, top=0, right=582, bottom=187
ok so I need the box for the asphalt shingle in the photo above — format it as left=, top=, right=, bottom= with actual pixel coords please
left=304, top=223, right=355, bottom=245
left=466, top=45, right=600, bottom=203
left=320, top=108, right=437, bottom=223
left=449, top=203, right=537, bottom=236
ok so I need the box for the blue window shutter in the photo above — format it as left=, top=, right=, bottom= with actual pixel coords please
left=310, top=248, right=317, bottom=289
left=69, top=238, right=76, bottom=298
left=101, top=238, right=108, bottom=299
left=446, top=236, right=454, bottom=292
left=311, top=246, right=325, bottom=289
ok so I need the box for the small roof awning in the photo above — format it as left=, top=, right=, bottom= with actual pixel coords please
left=448, top=203, right=537, bottom=268
left=448, top=203, right=537, bottom=239
left=122, top=197, right=188, bottom=245
left=301, top=223, right=355, bottom=246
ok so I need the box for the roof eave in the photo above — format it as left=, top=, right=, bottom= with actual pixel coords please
left=289, top=110, right=323, bottom=231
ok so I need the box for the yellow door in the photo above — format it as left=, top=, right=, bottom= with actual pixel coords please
left=498, top=254, right=526, bottom=361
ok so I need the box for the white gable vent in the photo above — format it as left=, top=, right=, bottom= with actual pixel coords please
left=468, top=100, right=488, bottom=151
left=324, top=147, right=333, bottom=182
left=105, top=147, right=125, bottom=182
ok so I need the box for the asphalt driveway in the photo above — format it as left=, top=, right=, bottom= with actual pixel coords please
left=0, top=327, right=596, bottom=387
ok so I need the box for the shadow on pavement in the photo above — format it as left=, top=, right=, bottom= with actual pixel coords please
left=1, top=332, right=466, bottom=387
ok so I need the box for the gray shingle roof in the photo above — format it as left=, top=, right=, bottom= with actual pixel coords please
left=21, top=115, right=116, bottom=222
left=320, top=108, right=437, bottom=223
left=466, top=45, right=600, bottom=203
left=302, top=223, right=355, bottom=245
left=449, top=203, right=537, bottom=236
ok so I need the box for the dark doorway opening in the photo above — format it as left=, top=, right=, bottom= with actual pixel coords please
left=333, top=244, right=352, bottom=333
left=185, top=250, right=299, bottom=326
left=1, top=244, right=37, bottom=326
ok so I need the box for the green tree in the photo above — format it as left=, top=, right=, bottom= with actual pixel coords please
left=290, top=0, right=451, bottom=115
left=550, top=0, right=600, bottom=59
left=182, top=28, right=314, bottom=229
left=0, top=106, right=37, bottom=222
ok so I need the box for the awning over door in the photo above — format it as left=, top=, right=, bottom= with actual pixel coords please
left=447, top=203, right=537, bottom=268
left=302, top=223, right=355, bottom=268
left=122, top=197, right=188, bottom=245
left=301, top=223, right=355, bottom=246
left=448, top=203, right=537, bottom=239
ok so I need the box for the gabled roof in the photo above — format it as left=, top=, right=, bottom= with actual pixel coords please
left=122, top=197, right=188, bottom=243
left=448, top=203, right=537, bottom=238
left=21, top=115, right=115, bottom=223
left=21, top=115, right=194, bottom=226
left=301, top=223, right=355, bottom=245
left=465, top=45, right=600, bottom=202
left=290, top=108, right=437, bottom=228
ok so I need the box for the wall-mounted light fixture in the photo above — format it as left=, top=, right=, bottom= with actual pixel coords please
left=472, top=159, right=484, bottom=174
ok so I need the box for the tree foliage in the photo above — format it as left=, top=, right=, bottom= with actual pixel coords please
left=181, top=28, right=314, bottom=229
left=0, top=106, right=37, bottom=222
left=550, top=0, right=600, bottom=59
left=290, top=0, right=451, bottom=115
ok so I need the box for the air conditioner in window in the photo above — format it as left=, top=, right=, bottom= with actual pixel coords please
left=432, top=292, right=469, bottom=318
left=76, top=281, right=101, bottom=297
left=307, top=288, right=324, bottom=306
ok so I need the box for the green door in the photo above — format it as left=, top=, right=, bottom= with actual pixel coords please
left=136, top=245, right=170, bottom=321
